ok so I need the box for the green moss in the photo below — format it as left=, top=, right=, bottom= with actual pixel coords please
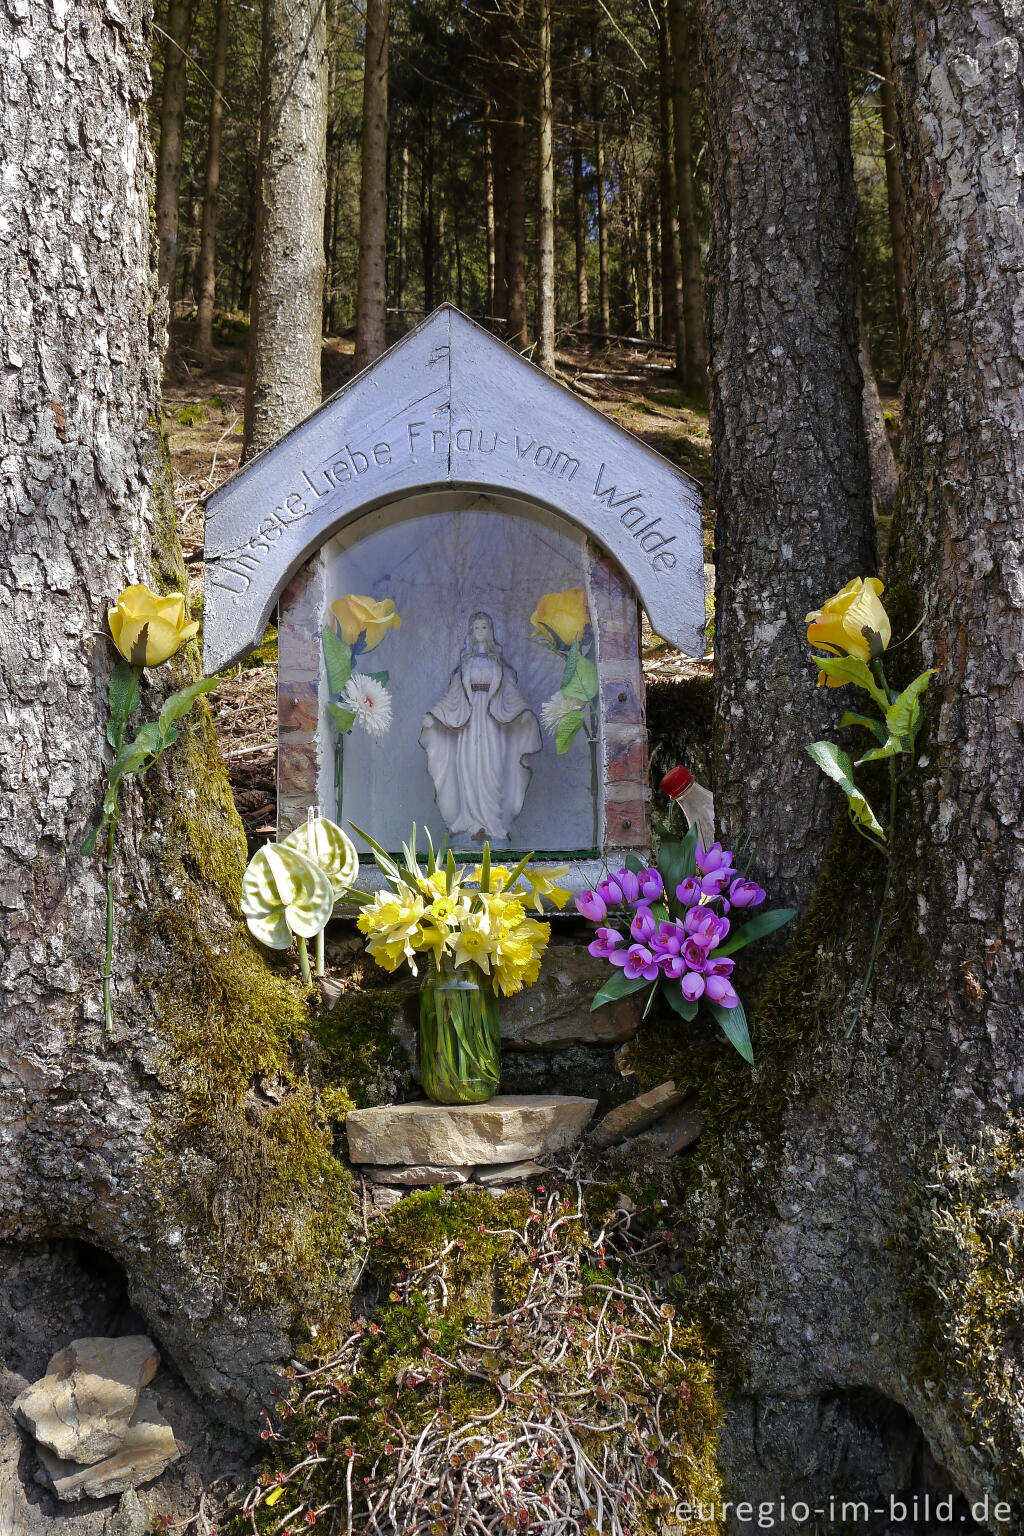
left=243, top=621, right=278, bottom=669
left=175, top=404, right=206, bottom=426
left=312, top=986, right=413, bottom=1110
left=899, top=1125, right=1024, bottom=1518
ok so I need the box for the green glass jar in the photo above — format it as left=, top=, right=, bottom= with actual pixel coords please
left=419, top=973, right=500, bottom=1105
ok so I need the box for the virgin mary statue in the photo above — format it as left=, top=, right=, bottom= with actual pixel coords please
left=420, top=612, right=542, bottom=843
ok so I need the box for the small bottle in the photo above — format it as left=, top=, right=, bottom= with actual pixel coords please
left=660, top=764, right=715, bottom=850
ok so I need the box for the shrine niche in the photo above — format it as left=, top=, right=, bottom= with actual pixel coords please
left=203, top=305, right=704, bottom=884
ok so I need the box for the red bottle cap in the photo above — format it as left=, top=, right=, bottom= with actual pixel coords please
left=660, top=765, right=694, bottom=799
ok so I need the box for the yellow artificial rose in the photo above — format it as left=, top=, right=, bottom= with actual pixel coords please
left=108, top=583, right=199, bottom=667
left=530, top=588, right=588, bottom=646
left=330, top=594, right=402, bottom=652
left=806, top=577, right=892, bottom=686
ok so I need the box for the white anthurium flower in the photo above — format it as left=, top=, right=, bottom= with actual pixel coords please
left=282, top=813, right=358, bottom=901
left=241, top=843, right=334, bottom=949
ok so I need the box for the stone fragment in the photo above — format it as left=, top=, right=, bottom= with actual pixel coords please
left=473, top=1161, right=547, bottom=1185
left=500, top=948, right=641, bottom=1050
left=589, top=1082, right=685, bottom=1149
left=364, top=1165, right=471, bottom=1187
left=346, top=1095, right=597, bottom=1168
left=614, top=1042, right=636, bottom=1077
left=34, top=1391, right=181, bottom=1502
left=14, top=1335, right=159, bottom=1466
left=645, top=1100, right=703, bottom=1156
left=108, top=1488, right=148, bottom=1536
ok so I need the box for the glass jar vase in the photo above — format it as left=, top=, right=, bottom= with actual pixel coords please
left=419, top=973, right=500, bottom=1105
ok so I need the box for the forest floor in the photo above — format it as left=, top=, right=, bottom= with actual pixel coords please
left=163, top=315, right=715, bottom=844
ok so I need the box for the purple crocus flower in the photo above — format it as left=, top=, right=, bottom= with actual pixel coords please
left=655, top=921, right=684, bottom=954
left=630, top=907, right=657, bottom=944
left=659, top=953, right=687, bottom=980
left=597, top=867, right=642, bottom=906
left=675, top=876, right=703, bottom=908
left=729, top=877, right=766, bottom=908
left=622, top=944, right=659, bottom=981
left=588, top=926, right=624, bottom=961
left=684, top=909, right=730, bottom=948
left=705, top=956, right=735, bottom=978
left=576, top=889, right=607, bottom=923
left=680, top=971, right=706, bottom=1001
left=705, top=974, right=740, bottom=1008
left=700, top=867, right=734, bottom=898
left=682, top=937, right=710, bottom=972
left=636, top=868, right=664, bottom=903
left=695, top=841, right=734, bottom=876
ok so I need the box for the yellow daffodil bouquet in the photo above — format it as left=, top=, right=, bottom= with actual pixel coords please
left=347, top=825, right=571, bottom=1104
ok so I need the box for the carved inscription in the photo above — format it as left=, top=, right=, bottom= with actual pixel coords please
left=209, top=415, right=680, bottom=592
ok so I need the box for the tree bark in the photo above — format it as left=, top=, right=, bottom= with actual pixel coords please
left=859, top=306, right=899, bottom=518
left=1, top=0, right=346, bottom=1445
left=506, top=59, right=529, bottom=349
left=155, top=0, right=196, bottom=305
left=658, top=0, right=686, bottom=377
left=354, top=0, right=392, bottom=369
left=668, top=0, right=706, bottom=381
left=536, top=0, right=556, bottom=374
left=701, top=0, right=875, bottom=911
left=195, top=0, right=231, bottom=365
left=244, top=0, right=329, bottom=459
left=591, top=23, right=611, bottom=337
left=875, top=6, right=908, bottom=364
left=570, top=75, right=590, bottom=331
left=484, top=100, right=497, bottom=323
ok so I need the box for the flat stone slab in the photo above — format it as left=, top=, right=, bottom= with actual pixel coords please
left=34, top=1391, right=181, bottom=1502
left=589, top=1081, right=685, bottom=1149
left=346, top=1095, right=597, bottom=1167
left=474, top=1160, right=547, bottom=1185
left=645, top=1100, right=704, bottom=1156
left=365, top=1165, right=471, bottom=1187
left=14, top=1335, right=159, bottom=1466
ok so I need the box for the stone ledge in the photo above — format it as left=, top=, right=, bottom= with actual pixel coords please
left=346, top=1095, right=597, bottom=1168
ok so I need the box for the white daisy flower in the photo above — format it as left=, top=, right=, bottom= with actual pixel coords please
left=342, top=673, right=393, bottom=738
left=541, top=689, right=579, bottom=736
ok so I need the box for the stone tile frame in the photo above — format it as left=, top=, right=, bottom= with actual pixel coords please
left=276, top=493, right=650, bottom=888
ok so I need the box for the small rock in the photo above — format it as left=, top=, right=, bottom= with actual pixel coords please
left=614, top=1042, right=636, bottom=1077
left=589, top=1082, right=685, bottom=1149
left=365, top=1165, right=471, bottom=1187
left=500, top=947, right=642, bottom=1050
left=645, top=1100, right=703, bottom=1156
left=14, top=1335, right=159, bottom=1466
left=107, top=1488, right=148, bottom=1536
left=34, top=1391, right=181, bottom=1502
left=473, top=1160, right=547, bottom=1184
left=347, top=1095, right=597, bottom=1167
left=365, top=1184, right=405, bottom=1215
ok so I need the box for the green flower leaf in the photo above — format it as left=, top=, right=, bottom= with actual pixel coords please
left=806, top=741, right=885, bottom=837
left=711, top=906, right=798, bottom=957
left=158, top=673, right=220, bottom=735
left=365, top=669, right=389, bottom=686
left=855, top=734, right=905, bottom=765
left=322, top=627, right=352, bottom=696
left=328, top=703, right=356, bottom=735
left=709, top=997, right=754, bottom=1063
left=885, top=669, right=936, bottom=744
left=659, top=828, right=699, bottom=915
left=838, top=710, right=888, bottom=743
left=562, top=654, right=599, bottom=703
left=661, top=979, right=698, bottom=1021
left=559, top=638, right=581, bottom=691
left=106, top=659, right=140, bottom=747
left=590, top=972, right=652, bottom=1010
left=811, top=655, right=889, bottom=711
left=555, top=709, right=585, bottom=754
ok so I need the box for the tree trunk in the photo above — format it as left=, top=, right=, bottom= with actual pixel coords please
left=875, top=6, right=908, bottom=364
left=668, top=0, right=706, bottom=381
left=195, top=0, right=231, bottom=365
left=570, top=76, right=590, bottom=331
left=155, top=0, right=196, bottom=305
left=397, top=132, right=410, bottom=327
left=484, top=101, right=497, bottom=323
left=591, top=24, right=611, bottom=336
left=0, top=0, right=348, bottom=1452
left=506, top=61, right=529, bottom=350
left=701, top=0, right=875, bottom=911
left=859, top=306, right=899, bottom=519
left=658, top=0, right=686, bottom=377
left=354, top=0, right=391, bottom=369
left=421, top=105, right=436, bottom=314
left=688, top=0, right=1024, bottom=1513
left=244, top=0, right=329, bottom=459
left=536, top=0, right=556, bottom=374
